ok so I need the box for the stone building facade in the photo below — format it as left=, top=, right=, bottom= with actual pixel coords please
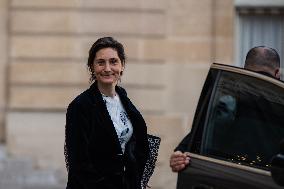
left=0, top=0, right=283, bottom=188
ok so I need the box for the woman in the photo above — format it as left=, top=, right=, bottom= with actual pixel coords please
left=65, top=37, right=150, bottom=189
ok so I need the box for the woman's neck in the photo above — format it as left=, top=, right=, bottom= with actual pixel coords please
left=97, top=83, right=116, bottom=97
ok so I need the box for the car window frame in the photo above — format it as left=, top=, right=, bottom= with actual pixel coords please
left=187, top=67, right=220, bottom=153
left=187, top=63, right=284, bottom=169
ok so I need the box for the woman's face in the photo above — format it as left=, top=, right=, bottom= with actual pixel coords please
left=93, top=47, right=124, bottom=87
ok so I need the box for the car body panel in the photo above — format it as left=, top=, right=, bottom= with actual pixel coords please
left=178, top=153, right=282, bottom=189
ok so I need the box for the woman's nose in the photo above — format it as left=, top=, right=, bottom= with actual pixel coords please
left=104, top=62, right=111, bottom=71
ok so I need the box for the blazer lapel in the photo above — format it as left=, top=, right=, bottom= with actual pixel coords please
left=88, top=83, right=123, bottom=154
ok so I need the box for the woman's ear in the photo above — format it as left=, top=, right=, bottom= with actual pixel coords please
left=121, top=66, right=125, bottom=75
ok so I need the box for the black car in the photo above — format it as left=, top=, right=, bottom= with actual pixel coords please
left=177, top=63, right=284, bottom=189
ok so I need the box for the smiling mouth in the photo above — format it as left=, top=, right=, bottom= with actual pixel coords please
left=102, top=74, right=113, bottom=77
left=101, top=74, right=117, bottom=79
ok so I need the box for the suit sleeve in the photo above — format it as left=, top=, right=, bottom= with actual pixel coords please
left=174, top=132, right=192, bottom=152
left=65, top=101, right=105, bottom=187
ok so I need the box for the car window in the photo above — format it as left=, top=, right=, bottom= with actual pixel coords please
left=200, top=70, right=284, bottom=170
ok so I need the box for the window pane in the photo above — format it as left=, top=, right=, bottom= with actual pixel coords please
left=201, top=71, right=284, bottom=169
left=236, top=10, right=284, bottom=78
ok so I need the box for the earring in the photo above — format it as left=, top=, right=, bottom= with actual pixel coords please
left=117, top=72, right=123, bottom=84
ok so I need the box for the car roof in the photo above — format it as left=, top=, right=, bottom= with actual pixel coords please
left=211, top=63, right=284, bottom=88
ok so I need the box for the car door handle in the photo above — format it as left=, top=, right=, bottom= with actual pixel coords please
left=192, top=184, right=214, bottom=189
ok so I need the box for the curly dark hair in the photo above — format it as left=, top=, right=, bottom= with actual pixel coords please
left=87, top=37, right=126, bottom=82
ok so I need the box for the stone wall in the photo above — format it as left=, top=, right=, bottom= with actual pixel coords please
left=0, top=0, right=8, bottom=142
left=4, top=0, right=234, bottom=188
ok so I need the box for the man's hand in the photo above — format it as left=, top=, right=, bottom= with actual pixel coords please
left=169, top=151, right=191, bottom=172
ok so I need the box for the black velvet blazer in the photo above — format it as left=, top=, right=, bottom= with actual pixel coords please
left=65, top=83, right=149, bottom=189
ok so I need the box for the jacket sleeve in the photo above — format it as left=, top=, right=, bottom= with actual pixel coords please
left=65, top=101, right=106, bottom=187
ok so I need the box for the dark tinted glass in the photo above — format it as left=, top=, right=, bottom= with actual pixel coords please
left=201, top=70, right=284, bottom=169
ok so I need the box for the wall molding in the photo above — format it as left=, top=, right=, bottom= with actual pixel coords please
left=235, top=0, right=284, bottom=7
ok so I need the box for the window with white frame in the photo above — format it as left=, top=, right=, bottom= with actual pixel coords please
left=235, top=3, right=284, bottom=78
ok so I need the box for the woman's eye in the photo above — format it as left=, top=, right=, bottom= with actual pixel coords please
left=96, top=60, right=105, bottom=66
left=109, top=59, right=118, bottom=65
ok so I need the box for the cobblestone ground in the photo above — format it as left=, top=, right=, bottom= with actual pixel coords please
left=0, top=145, right=66, bottom=189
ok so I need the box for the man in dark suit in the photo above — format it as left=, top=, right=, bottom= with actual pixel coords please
left=169, top=46, right=281, bottom=172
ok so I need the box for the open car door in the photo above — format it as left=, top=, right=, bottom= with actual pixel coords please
left=177, top=63, right=284, bottom=189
